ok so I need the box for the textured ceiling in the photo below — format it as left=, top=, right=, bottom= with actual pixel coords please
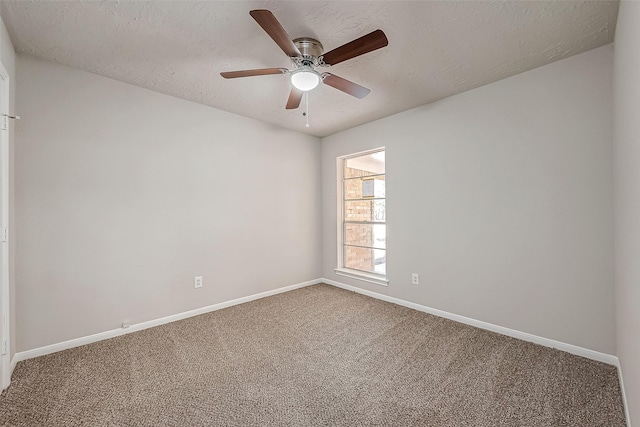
left=0, top=1, right=619, bottom=137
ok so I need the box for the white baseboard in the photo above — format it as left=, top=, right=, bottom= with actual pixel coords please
left=321, top=278, right=620, bottom=366
left=13, top=278, right=321, bottom=364
left=618, top=364, right=632, bottom=427
left=11, top=277, right=621, bottom=372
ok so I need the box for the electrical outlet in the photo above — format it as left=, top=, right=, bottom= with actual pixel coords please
left=412, top=273, right=419, bottom=285
left=194, top=276, right=203, bottom=288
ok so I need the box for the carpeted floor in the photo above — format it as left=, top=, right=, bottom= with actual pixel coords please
left=0, top=284, right=626, bottom=426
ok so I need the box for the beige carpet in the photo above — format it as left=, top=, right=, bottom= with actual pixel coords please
left=0, top=284, right=626, bottom=426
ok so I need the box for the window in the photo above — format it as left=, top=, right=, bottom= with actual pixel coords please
left=336, top=148, right=387, bottom=286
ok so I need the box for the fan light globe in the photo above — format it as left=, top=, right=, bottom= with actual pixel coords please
left=291, top=69, right=321, bottom=91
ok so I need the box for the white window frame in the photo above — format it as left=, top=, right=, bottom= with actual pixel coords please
left=335, top=147, right=388, bottom=286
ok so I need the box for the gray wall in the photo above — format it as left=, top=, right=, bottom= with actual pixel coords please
left=15, top=55, right=321, bottom=352
left=322, top=45, right=615, bottom=354
left=613, top=2, right=640, bottom=424
left=0, top=14, right=16, bottom=361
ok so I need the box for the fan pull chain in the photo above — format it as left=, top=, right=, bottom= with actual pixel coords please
left=305, top=91, right=310, bottom=128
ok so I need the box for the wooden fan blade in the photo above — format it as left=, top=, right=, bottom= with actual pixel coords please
left=286, top=88, right=303, bottom=109
left=220, top=68, right=288, bottom=79
left=250, top=10, right=301, bottom=58
left=322, top=30, right=388, bottom=66
left=322, top=74, right=371, bottom=99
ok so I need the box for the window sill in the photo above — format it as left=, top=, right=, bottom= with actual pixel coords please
left=334, top=268, right=389, bottom=286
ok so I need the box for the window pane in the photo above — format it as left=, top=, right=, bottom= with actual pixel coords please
left=344, top=175, right=385, bottom=200
left=344, top=246, right=386, bottom=275
left=340, top=149, right=386, bottom=278
left=345, top=223, right=386, bottom=249
left=344, top=151, right=385, bottom=178
left=344, top=200, right=385, bottom=222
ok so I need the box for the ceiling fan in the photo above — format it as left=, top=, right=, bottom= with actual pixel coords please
left=221, top=9, right=389, bottom=110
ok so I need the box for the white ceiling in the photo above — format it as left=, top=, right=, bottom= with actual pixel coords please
left=1, top=1, right=619, bottom=137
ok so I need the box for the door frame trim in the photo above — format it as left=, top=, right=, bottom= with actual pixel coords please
left=0, top=60, right=12, bottom=391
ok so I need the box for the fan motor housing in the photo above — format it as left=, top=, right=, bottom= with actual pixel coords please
left=293, top=37, right=324, bottom=58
